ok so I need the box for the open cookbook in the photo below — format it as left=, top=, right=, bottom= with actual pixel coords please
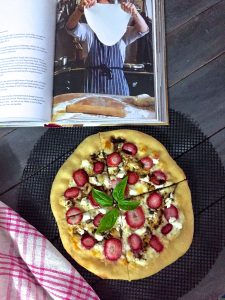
left=0, top=0, right=168, bottom=126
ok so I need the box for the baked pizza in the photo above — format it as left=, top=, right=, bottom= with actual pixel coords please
left=50, top=130, right=194, bottom=280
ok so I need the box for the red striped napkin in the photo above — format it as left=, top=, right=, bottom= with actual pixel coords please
left=0, top=201, right=100, bottom=300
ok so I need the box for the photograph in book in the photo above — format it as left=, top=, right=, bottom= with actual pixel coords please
left=53, top=0, right=168, bottom=125
left=0, top=0, right=167, bottom=126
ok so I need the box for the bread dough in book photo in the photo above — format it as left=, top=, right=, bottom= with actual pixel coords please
left=0, top=0, right=167, bottom=126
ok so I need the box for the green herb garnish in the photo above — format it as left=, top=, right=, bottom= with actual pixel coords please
left=96, top=208, right=119, bottom=234
left=92, top=189, right=113, bottom=207
left=92, top=176, right=140, bottom=233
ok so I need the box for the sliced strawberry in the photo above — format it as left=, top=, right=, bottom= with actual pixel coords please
left=109, top=178, right=121, bottom=189
left=81, top=234, right=96, bottom=249
left=66, top=207, right=83, bottom=225
left=104, top=238, right=122, bottom=261
left=164, top=205, right=179, bottom=221
left=150, top=170, right=167, bottom=185
left=64, top=187, right=80, bottom=199
left=106, top=152, right=122, bottom=167
left=161, top=223, right=173, bottom=235
left=93, top=213, right=104, bottom=227
left=73, top=169, right=89, bottom=187
left=125, top=207, right=145, bottom=229
left=140, top=157, right=153, bottom=170
left=149, top=235, right=164, bottom=253
left=87, top=192, right=99, bottom=207
left=127, top=172, right=139, bottom=185
left=146, top=192, right=162, bottom=209
left=93, top=161, right=105, bottom=174
left=128, top=234, right=143, bottom=252
left=122, top=142, right=137, bottom=155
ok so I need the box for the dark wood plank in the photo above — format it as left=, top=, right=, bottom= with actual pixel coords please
left=167, top=0, right=225, bottom=86
left=165, top=0, right=222, bottom=33
left=169, top=53, right=225, bottom=137
left=0, top=187, right=19, bottom=212
left=0, top=128, right=47, bottom=195
left=0, top=128, right=16, bottom=139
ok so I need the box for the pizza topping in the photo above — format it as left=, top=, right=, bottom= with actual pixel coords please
left=64, top=187, right=80, bottom=199
left=164, top=195, right=174, bottom=208
left=161, top=223, right=173, bottom=235
left=146, top=192, right=162, bottom=209
left=87, top=193, right=99, bottom=207
left=149, top=235, right=164, bottom=253
left=109, top=178, right=121, bottom=189
left=128, top=182, right=149, bottom=196
left=125, top=207, right=145, bottom=229
left=81, top=160, right=93, bottom=173
left=140, top=157, right=153, bottom=170
left=66, top=207, right=83, bottom=225
left=127, top=172, right=139, bottom=185
left=164, top=204, right=179, bottom=221
left=116, top=167, right=126, bottom=179
left=92, top=189, right=113, bottom=207
left=128, top=233, right=143, bottom=253
left=111, top=137, right=125, bottom=144
left=89, top=176, right=102, bottom=186
left=81, top=234, right=96, bottom=249
left=122, top=143, right=137, bottom=155
left=93, top=161, right=105, bottom=174
left=104, top=238, right=122, bottom=261
left=106, top=152, right=122, bottom=167
left=96, top=208, right=119, bottom=233
left=93, top=213, right=104, bottom=227
left=150, top=170, right=167, bottom=185
left=73, top=169, right=89, bottom=187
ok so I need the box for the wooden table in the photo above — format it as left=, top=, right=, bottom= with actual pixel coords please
left=0, top=1, right=225, bottom=298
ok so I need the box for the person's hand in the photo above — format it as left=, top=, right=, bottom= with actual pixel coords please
left=121, top=2, right=138, bottom=16
left=78, top=0, right=97, bottom=12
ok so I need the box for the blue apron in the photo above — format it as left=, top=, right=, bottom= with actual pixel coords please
left=84, top=34, right=130, bottom=96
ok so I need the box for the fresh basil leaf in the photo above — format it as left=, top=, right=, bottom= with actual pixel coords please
left=92, top=189, right=113, bottom=207
left=118, top=200, right=140, bottom=211
left=96, top=208, right=119, bottom=234
left=112, top=176, right=128, bottom=203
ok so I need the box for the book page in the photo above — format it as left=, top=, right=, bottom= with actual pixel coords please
left=0, top=0, right=56, bottom=123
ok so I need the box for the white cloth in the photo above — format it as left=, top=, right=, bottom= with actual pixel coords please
left=84, top=4, right=130, bottom=46
left=0, top=201, right=99, bottom=300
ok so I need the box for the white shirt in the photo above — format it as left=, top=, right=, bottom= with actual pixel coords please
left=67, top=23, right=148, bottom=62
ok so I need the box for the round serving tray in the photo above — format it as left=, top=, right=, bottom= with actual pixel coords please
left=18, top=110, right=225, bottom=299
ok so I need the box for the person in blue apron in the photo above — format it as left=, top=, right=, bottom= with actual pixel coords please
left=66, top=0, right=149, bottom=96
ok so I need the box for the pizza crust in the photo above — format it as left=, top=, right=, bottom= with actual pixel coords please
left=51, top=130, right=194, bottom=281
left=127, top=181, right=194, bottom=280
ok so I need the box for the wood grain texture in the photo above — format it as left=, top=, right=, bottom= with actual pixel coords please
left=0, top=128, right=47, bottom=195
left=0, top=187, right=19, bottom=211
left=165, top=0, right=222, bottom=33
left=0, top=128, right=16, bottom=138
left=169, top=53, right=225, bottom=136
left=167, top=0, right=225, bottom=86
